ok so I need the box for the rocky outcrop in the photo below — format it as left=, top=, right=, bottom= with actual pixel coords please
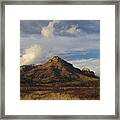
left=20, top=56, right=99, bottom=84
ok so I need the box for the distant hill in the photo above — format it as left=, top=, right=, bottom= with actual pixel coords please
left=20, top=56, right=99, bottom=83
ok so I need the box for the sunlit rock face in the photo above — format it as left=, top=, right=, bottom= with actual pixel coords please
left=82, top=67, right=95, bottom=77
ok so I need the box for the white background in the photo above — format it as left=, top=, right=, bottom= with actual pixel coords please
left=5, top=5, right=115, bottom=115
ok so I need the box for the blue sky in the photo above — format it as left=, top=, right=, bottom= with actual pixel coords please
left=20, top=20, right=100, bottom=76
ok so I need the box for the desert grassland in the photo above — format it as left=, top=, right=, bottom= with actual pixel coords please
left=20, top=86, right=100, bottom=100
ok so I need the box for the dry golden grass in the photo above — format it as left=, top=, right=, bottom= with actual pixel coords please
left=21, top=87, right=100, bottom=100
left=21, top=92, right=79, bottom=100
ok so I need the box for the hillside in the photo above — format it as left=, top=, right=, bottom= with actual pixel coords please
left=20, top=56, right=100, bottom=100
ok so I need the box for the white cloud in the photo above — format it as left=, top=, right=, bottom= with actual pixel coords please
left=20, top=44, right=42, bottom=66
left=41, top=20, right=59, bottom=38
left=69, top=58, right=100, bottom=76
left=66, top=25, right=80, bottom=34
left=20, top=33, right=99, bottom=60
left=20, top=32, right=99, bottom=66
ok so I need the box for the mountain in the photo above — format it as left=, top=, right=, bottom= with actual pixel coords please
left=20, top=56, right=99, bottom=83
left=20, top=56, right=100, bottom=100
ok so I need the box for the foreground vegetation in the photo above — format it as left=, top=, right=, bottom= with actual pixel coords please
left=20, top=80, right=100, bottom=100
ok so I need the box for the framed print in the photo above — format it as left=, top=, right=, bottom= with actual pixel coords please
left=0, top=0, right=119, bottom=119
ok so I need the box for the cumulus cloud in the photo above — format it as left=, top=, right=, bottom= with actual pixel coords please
left=20, top=44, right=42, bottom=66
left=66, top=25, right=80, bottom=34
left=69, top=58, right=100, bottom=76
left=41, top=20, right=59, bottom=38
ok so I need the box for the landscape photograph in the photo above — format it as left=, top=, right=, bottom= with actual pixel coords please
left=20, top=20, right=100, bottom=100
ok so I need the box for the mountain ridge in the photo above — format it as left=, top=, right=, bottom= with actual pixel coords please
left=20, top=56, right=99, bottom=83
left=20, top=56, right=100, bottom=100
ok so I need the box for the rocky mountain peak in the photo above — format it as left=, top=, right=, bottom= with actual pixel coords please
left=48, top=56, right=62, bottom=63
left=20, top=56, right=99, bottom=83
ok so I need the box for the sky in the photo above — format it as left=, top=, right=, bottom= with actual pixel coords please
left=20, top=20, right=100, bottom=76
